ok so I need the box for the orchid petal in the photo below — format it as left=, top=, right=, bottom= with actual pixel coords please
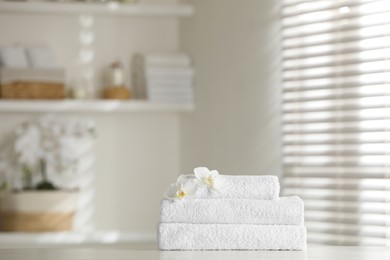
left=209, top=170, right=219, bottom=178
left=194, top=167, right=210, bottom=179
left=164, top=183, right=179, bottom=200
left=182, top=179, right=198, bottom=196
left=177, top=174, right=196, bottom=186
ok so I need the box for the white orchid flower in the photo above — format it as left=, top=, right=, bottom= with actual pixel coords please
left=194, top=167, right=224, bottom=192
left=14, top=124, right=42, bottom=168
left=164, top=174, right=198, bottom=200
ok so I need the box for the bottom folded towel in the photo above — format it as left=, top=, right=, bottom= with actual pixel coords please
left=158, top=223, right=306, bottom=251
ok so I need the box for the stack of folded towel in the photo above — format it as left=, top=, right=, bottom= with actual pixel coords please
left=158, top=171, right=306, bottom=250
left=132, top=53, right=194, bottom=103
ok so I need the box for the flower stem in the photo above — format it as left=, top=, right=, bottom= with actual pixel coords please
left=22, top=165, right=33, bottom=189
left=40, top=159, right=47, bottom=181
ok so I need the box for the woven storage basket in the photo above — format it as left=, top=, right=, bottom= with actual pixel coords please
left=0, top=212, right=73, bottom=232
left=1, top=81, right=65, bottom=99
left=103, top=86, right=131, bottom=100
left=0, top=191, right=76, bottom=232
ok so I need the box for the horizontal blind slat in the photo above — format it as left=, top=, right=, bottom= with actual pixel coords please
left=303, top=200, right=390, bottom=214
left=283, top=72, right=390, bottom=90
left=283, top=85, right=390, bottom=102
left=283, top=96, right=390, bottom=112
left=306, top=222, right=390, bottom=238
left=283, top=60, right=390, bottom=81
left=284, top=177, right=390, bottom=190
left=308, top=232, right=388, bottom=246
left=283, top=119, right=390, bottom=133
left=283, top=50, right=390, bottom=71
left=283, top=108, right=390, bottom=123
left=284, top=166, right=388, bottom=178
left=284, top=143, right=390, bottom=156
left=284, top=188, right=390, bottom=202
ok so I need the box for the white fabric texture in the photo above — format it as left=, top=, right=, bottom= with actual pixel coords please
left=196, top=175, right=280, bottom=200
left=142, top=53, right=191, bottom=67
left=160, top=196, right=304, bottom=225
left=158, top=223, right=307, bottom=250
left=0, top=46, right=29, bottom=69
left=26, top=46, right=59, bottom=69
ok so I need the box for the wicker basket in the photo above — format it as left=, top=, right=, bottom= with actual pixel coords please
left=1, top=81, right=65, bottom=99
left=0, top=212, right=73, bottom=232
left=0, top=191, right=76, bottom=232
left=103, top=86, right=131, bottom=100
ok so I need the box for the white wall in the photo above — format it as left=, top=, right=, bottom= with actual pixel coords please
left=179, top=0, right=282, bottom=176
left=93, top=113, right=180, bottom=232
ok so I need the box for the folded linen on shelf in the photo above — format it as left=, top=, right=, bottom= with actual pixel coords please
left=145, top=67, right=195, bottom=78
left=160, top=196, right=304, bottom=225
left=196, top=175, right=280, bottom=200
left=140, top=53, right=192, bottom=67
left=158, top=223, right=307, bottom=251
left=132, top=53, right=194, bottom=99
left=147, top=78, right=193, bottom=88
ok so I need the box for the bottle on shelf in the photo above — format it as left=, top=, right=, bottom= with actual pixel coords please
left=102, top=60, right=131, bottom=100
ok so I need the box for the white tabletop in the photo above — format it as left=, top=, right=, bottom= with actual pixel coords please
left=0, top=245, right=389, bottom=260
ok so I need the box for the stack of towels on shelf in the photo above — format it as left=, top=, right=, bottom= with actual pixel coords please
left=132, top=53, right=194, bottom=103
left=158, top=174, right=306, bottom=250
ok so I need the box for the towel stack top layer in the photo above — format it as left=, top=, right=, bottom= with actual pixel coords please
left=161, top=196, right=304, bottom=225
left=196, top=175, right=280, bottom=200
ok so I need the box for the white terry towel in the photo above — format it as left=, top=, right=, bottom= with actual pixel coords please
left=158, top=223, right=306, bottom=251
left=197, top=175, right=280, bottom=200
left=160, top=196, right=304, bottom=226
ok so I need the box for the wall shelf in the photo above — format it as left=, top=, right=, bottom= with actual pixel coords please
left=0, top=100, right=194, bottom=113
left=0, top=231, right=156, bottom=248
left=0, top=1, right=194, bottom=17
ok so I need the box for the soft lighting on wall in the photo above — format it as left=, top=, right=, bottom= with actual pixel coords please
left=338, top=6, right=350, bottom=14
left=108, top=1, right=119, bottom=11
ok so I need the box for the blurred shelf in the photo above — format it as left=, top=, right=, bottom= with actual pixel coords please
left=0, top=100, right=195, bottom=113
left=0, top=230, right=156, bottom=248
left=0, top=1, right=194, bottom=17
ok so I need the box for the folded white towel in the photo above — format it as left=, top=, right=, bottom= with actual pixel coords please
left=146, top=67, right=195, bottom=78
left=197, top=175, right=280, bottom=200
left=148, top=88, right=194, bottom=99
left=160, top=196, right=303, bottom=225
left=136, top=53, right=191, bottom=67
left=158, top=223, right=306, bottom=250
left=26, top=46, right=60, bottom=69
left=148, top=78, right=193, bottom=88
left=0, top=46, right=29, bottom=69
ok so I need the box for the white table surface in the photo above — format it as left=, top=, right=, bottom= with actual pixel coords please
left=0, top=245, right=389, bottom=260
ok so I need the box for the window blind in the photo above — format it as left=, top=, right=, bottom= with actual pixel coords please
left=281, top=0, right=390, bottom=246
